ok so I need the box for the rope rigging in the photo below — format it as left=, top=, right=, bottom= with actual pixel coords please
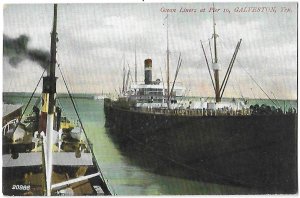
left=57, top=63, right=115, bottom=195
left=217, top=38, right=282, bottom=108
left=13, top=69, right=46, bottom=133
left=235, top=59, right=279, bottom=108
left=200, top=40, right=216, bottom=92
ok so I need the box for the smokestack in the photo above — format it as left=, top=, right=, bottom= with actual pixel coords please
left=144, top=59, right=152, bottom=84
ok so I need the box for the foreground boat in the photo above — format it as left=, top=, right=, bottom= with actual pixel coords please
left=104, top=12, right=297, bottom=194
left=2, top=4, right=111, bottom=196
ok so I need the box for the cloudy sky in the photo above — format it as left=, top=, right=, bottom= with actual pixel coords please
left=3, top=2, right=297, bottom=100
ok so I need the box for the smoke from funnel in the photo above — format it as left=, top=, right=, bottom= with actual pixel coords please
left=3, top=34, right=50, bottom=69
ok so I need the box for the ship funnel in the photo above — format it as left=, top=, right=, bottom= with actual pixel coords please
left=144, top=59, right=152, bottom=84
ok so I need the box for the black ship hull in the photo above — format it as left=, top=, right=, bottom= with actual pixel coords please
left=104, top=98, right=297, bottom=194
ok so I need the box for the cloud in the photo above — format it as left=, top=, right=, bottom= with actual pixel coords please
left=3, top=3, right=297, bottom=99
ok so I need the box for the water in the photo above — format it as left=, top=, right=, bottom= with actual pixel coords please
left=3, top=94, right=297, bottom=195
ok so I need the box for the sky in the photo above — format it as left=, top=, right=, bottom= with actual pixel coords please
left=3, top=2, right=297, bottom=100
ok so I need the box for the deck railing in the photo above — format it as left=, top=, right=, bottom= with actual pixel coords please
left=2, top=118, right=18, bottom=136
left=132, top=107, right=252, bottom=116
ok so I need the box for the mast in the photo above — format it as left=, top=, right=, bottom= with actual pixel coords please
left=212, top=4, right=221, bottom=102
left=213, top=5, right=217, bottom=64
left=49, top=4, right=57, bottom=111
left=122, top=57, right=126, bottom=95
left=43, top=4, right=58, bottom=196
left=166, top=14, right=170, bottom=108
left=134, top=43, right=137, bottom=83
left=170, top=54, right=182, bottom=98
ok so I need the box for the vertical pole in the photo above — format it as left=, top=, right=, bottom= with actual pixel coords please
left=46, top=114, right=54, bottom=196
left=212, top=4, right=221, bottom=103
left=135, top=43, right=137, bottom=84
left=166, top=14, right=170, bottom=108
left=122, top=58, right=126, bottom=95
left=214, top=71, right=220, bottom=102
left=46, top=4, right=57, bottom=196
left=213, top=5, right=218, bottom=64
left=160, top=66, right=165, bottom=104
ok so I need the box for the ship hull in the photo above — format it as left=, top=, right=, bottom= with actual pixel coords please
left=104, top=98, right=297, bottom=194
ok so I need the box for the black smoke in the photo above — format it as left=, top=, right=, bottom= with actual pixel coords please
left=3, top=34, right=50, bottom=69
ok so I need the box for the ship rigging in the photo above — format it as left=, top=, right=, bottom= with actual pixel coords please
left=2, top=4, right=112, bottom=196
left=104, top=4, right=297, bottom=194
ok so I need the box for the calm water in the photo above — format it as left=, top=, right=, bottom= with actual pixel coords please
left=3, top=95, right=297, bottom=195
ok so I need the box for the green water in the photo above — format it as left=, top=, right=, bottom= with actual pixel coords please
left=2, top=95, right=297, bottom=195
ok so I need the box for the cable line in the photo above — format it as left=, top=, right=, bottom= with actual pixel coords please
left=13, top=69, right=46, bottom=133
left=57, top=64, right=114, bottom=195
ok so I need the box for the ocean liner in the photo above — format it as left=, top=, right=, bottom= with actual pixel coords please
left=2, top=5, right=112, bottom=196
left=104, top=12, right=297, bottom=194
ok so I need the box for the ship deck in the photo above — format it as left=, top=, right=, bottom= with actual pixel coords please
left=2, top=123, right=111, bottom=196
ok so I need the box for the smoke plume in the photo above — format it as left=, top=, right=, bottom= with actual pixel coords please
left=3, top=34, right=50, bottom=69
